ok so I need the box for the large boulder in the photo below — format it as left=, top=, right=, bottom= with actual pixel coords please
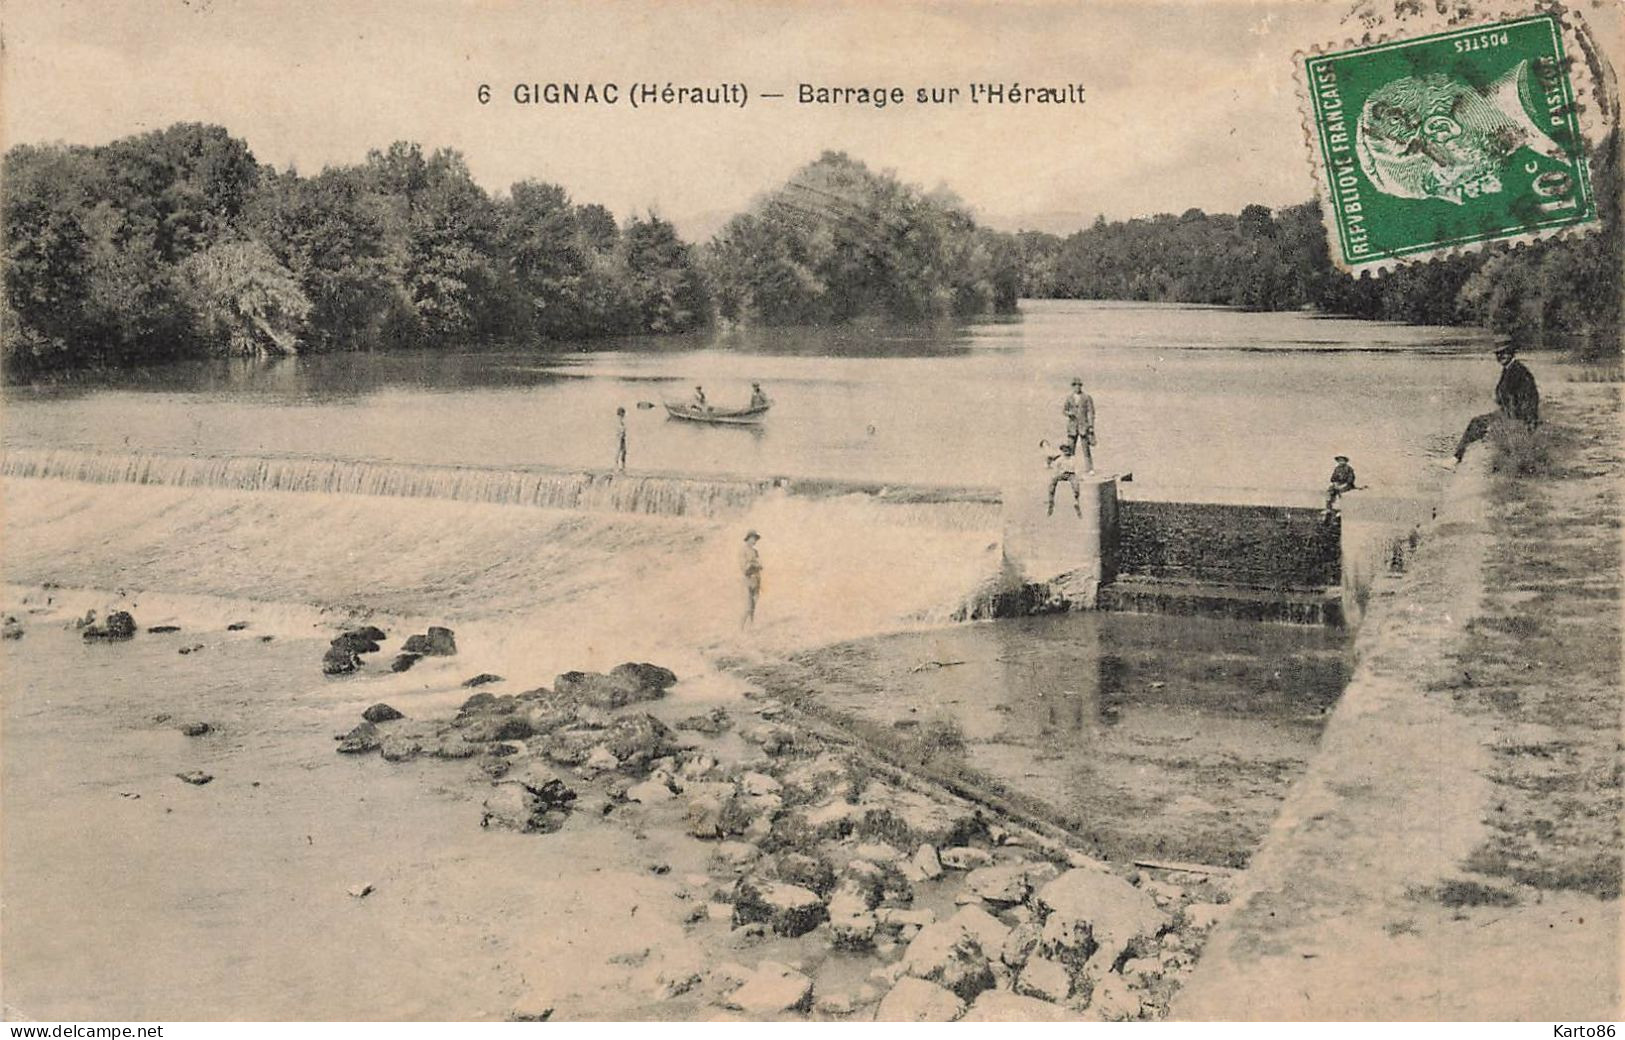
left=336, top=721, right=381, bottom=753
left=900, top=921, right=996, bottom=1001
left=961, top=991, right=1083, bottom=1022
left=362, top=703, right=404, bottom=723
left=1014, top=956, right=1072, bottom=1003
left=595, top=713, right=676, bottom=769
left=686, top=787, right=751, bottom=840
left=480, top=770, right=575, bottom=832
left=462, top=714, right=537, bottom=743
left=775, top=852, right=837, bottom=898
left=380, top=734, right=424, bottom=762
left=858, top=782, right=985, bottom=848
left=732, top=877, right=828, bottom=937
left=964, top=864, right=1032, bottom=905
left=331, top=632, right=381, bottom=655
left=1035, top=868, right=1168, bottom=979
left=726, top=961, right=812, bottom=1014
left=1086, top=974, right=1143, bottom=1021
left=402, top=626, right=457, bottom=656
left=874, top=978, right=964, bottom=1022
left=610, top=660, right=678, bottom=694
left=323, top=646, right=360, bottom=676
left=83, top=610, right=137, bottom=641
left=554, top=663, right=675, bottom=710
left=946, top=905, right=1010, bottom=954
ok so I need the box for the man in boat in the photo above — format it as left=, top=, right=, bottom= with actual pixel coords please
left=1445, top=344, right=1539, bottom=468
left=615, top=406, right=628, bottom=472
left=692, top=385, right=709, bottom=411
left=1042, top=439, right=1083, bottom=518
left=749, top=383, right=769, bottom=410
left=1063, top=377, right=1095, bottom=473
left=740, top=529, right=762, bottom=627
left=1324, top=454, right=1356, bottom=514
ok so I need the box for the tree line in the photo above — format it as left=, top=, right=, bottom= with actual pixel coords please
left=1, top=124, right=711, bottom=378
left=3, top=123, right=1618, bottom=379
left=1, top=131, right=1019, bottom=379
left=1015, top=131, right=1620, bottom=356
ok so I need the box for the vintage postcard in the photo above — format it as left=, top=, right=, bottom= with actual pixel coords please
left=1, top=0, right=1620, bottom=1028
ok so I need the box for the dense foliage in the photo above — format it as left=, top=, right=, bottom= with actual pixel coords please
left=1016, top=131, right=1621, bottom=355
left=2, top=125, right=710, bottom=378
left=3, top=123, right=1617, bottom=379
left=705, top=151, right=1021, bottom=325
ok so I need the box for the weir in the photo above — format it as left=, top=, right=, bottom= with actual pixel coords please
left=4, top=445, right=1346, bottom=624
left=994, top=476, right=1346, bottom=627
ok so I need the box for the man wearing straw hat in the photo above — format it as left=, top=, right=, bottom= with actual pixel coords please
left=740, top=530, right=763, bottom=627
left=1324, top=454, right=1357, bottom=514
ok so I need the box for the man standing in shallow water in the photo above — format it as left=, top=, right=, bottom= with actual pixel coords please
left=740, top=530, right=762, bottom=627
left=615, top=406, right=628, bottom=471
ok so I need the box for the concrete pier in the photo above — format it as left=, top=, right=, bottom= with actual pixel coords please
left=1000, top=474, right=1120, bottom=607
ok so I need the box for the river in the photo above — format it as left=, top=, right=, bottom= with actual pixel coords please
left=6, top=300, right=1493, bottom=502
left=2, top=300, right=1500, bottom=864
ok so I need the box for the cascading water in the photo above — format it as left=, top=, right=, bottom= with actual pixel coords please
left=2, top=447, right=778, bottom=520
left=2, top=448, right=1007, bottom=682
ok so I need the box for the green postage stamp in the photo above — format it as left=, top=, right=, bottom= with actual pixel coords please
left=1300, top=11, right=1602, bottom=273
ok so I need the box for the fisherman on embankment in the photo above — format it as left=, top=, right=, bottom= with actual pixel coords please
left=1063, top=377, right=1096, bottom=474
left=1446, top=344, right=1539, bottom=468
left=1324, top=454, right=1356, bottom=515
left=740, top=529, right=762, bottom=627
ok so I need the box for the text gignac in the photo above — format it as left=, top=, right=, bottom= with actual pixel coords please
left=485, top=81, right=1086, bottom=109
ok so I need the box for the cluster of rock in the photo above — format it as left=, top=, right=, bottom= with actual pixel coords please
left=80, top=609, right=137, bottom=641
left=322, top=624, right=389, bottom=676
left=390, top=625, right=458, bottom=673
left=336, top=665, right=1231, bottom=1022
left=335, top=661, right=681, bottom=837
left=677, top=748, right=1225, bottom=1022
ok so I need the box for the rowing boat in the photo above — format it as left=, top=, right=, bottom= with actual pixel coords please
left=663, top=401, right=771, bottom=425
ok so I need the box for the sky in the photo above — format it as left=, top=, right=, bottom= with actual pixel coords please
left=3, top=0, right=1619, bottom=237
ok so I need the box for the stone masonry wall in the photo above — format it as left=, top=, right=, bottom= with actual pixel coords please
left=1115, top=499, right=1341, bottom=590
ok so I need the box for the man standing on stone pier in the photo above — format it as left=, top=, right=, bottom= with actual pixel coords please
left=1446, top=344, right=1539, bottom=468
left=1063, top=377, right=1096, bottom=474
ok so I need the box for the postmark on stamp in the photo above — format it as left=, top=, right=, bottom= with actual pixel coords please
left=1300, top=12, right=1601, bottom=274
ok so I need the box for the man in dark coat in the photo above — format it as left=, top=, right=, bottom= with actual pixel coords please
left=1448, top=345, right=1539, bottom=467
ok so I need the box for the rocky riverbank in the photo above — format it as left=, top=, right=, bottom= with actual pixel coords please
left=0, top=597, right=1237, bottom=1021
left=326, top=646, right=1237, bottom=1021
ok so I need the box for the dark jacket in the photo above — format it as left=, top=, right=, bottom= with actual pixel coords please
left=1495, top=359, right=1539, bottom=426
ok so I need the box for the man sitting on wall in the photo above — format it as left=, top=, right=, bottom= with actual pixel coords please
left=1324, top=454, right=1357, bottom=515
left=1446, top=344, right=1539, bottom=468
